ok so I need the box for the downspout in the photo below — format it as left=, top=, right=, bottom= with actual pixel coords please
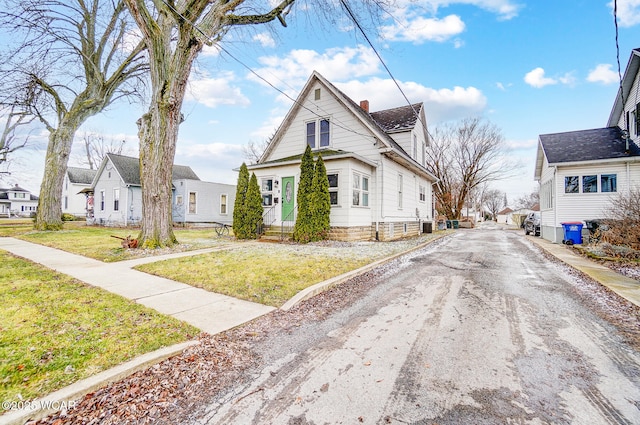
left=124, top=185, right=128, bottom=227
left=553, top=166, right=558, bottom=243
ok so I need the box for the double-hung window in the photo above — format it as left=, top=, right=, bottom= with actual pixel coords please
left=306, top=118, right=330, bottom=149
left=261, top=178, right=273, bottom=206
left=220, top=194, right=228, bottom=214
left=328, top=173, right=339, bottom=206
left=419, top=185, right=426, bottom=202
left=100, top=190, right=105, bottom=211
left=188, top=192, right=197, bottom=214
left=113, top=188, right=120, bottom=211
left=601, top=174, right=617, bottom=192
left=352, top=173, right=369, bottom=207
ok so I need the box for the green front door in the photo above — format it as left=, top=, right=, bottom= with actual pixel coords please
left=281, top=176, right=295, bottom=221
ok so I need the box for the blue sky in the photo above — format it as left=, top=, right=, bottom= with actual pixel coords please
left=3, top=0, right=640, bottom=205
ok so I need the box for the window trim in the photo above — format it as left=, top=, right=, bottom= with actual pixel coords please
left=100, top=189, right=105, bottom=211
left=220, top=194, right=228, bottom=215
left=327, top=172, right=339, bottom=206
left=261, top=177, right=274, bottom=207
left=419, top=185, right=426, bottom=203
left=305, top=118, right=331, bottom=149
left=352, top=172, right=369, bottom=208
left=188, top=191, right=197, bottom=214
left=113, top=188, right=120, bottom=211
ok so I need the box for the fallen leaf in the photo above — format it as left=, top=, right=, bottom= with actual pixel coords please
left=363, top=361, right=371, bottom=366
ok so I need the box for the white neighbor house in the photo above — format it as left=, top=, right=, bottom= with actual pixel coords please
left=62, top=167, right=97, bottom=217
left=534, top=48, right=640, bottom=243
left=0, top=184, right=39, bottom=217
left=91, top=153, right=234, bottom=226
left=247, top=71, right=437, bottom=241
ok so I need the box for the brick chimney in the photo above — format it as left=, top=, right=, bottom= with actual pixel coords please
left=359, top=100, right=369, bottom=113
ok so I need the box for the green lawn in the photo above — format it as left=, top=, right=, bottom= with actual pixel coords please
left=13, top=223, right=230, bottom=262
left=0, top=251, right=199, bottom=405
left=136, top=246, right=372, bottom=307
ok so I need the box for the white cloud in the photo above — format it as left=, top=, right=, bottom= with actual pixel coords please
left=381, top=14, right=465, bottom=44
left=407, top=0, right=522, bottom=20
left=186, top=71, right=250, bottom=108
left=336, top=78, right=487, bottom=124
left=587, top=63, right=619, bottom=84
left=250, top=46, right=381, bottom=97
left=523, top=67, right=574, bottom=88
left=609, top=0, right=640, bottom=27
left=175, top=142, right=244, bottom=184
left=201, top=44, right=221, bottom=57
left=253, top=32, right=276, bottom=48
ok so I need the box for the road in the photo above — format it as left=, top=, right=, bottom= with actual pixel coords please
left=193, top=228, right=640, bottom=425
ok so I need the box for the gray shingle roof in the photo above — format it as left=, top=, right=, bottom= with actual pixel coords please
left=106, top=153, right=200, bottom=185
left=67, top=167, right=97, bottom=184
left=539, top=126, right=640, bottom=164
left=370, top=104, right=422, bottom=133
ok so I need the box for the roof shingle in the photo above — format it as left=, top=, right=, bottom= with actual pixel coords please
left=539, top=126, right=640, bottom=164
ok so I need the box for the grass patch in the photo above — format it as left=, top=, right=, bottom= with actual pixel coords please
left=13, top=223, right=230, bottom=262
left=0, top=219, right=34, bottom=237
left=0, top=251, right=198, bottom=404
left=136, top=247, right=372, bottom=307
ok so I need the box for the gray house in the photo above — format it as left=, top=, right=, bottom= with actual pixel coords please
left=91, top=153, right=234, bottom=226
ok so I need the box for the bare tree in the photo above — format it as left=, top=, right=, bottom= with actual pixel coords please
left=484, top=188, right=505, bottom=221
left=80, top=132, right=128, bottom=170
left=123, top=0, right=392, bottom=248
left=425, top=117, right=519, bottom=219
left=0, top=0, right=147, bottom=230
left=0, top=105, right=35, bottom=165
left=515, top=190, right=540, bottom=210
left=242, top=139, right=271, bottom=164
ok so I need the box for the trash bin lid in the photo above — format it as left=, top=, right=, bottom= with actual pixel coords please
left=561, top=221, right=583, bottom=225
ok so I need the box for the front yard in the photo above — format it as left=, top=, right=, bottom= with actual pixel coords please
left=0, top=251, right=198, bottom=406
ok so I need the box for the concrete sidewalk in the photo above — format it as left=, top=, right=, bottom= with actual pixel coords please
left=527, top=236, right=640, bottom=308
left=0, top=237, right=275, bottom=335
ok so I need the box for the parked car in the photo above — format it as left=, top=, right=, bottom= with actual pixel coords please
left=524, top=211, right=541, bottom=236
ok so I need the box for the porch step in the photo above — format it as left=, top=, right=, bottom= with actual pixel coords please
left=260, top=228, right=293, bottom=241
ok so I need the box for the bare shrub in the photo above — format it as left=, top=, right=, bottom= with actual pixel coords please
left=599, top=187, right=640, bottom=253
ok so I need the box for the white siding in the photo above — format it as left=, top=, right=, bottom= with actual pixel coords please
left=266, top=82, right=381, bottom=163
left=92, top=159, right=129, bottom=225
left=378, top=157, right=431, bottom=223
left=616, top=69, right=640, bottom=144
left=172, top=180, right=236, bottom=224
left=552, top=162, right=638, bottom=226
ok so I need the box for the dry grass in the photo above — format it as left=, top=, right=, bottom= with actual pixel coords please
left=14, top=223, right=230, bottom=262
left=136, top=246, right=372, bottom=307
left=0, top=251, right=198, bottom=405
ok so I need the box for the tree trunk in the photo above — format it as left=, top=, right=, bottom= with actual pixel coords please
left=34, top=121, right=79, bottom=230
left=136, top=106, right=179, bottom=248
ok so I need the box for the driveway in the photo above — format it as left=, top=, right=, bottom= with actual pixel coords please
left=193, top=228, right=640, bottom=424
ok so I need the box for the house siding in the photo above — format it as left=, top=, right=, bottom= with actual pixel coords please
left=615, top=69, right=640, bottom=144
left=539, top=159, right=640, bottom=242
left=173, top=180, right=236, bottom=224
left=92, top=159, right=129, bottom=225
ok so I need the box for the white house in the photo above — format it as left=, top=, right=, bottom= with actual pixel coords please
left=246, top=71, right=437, bottom=241
left=91, top=153, right=199, bottom=226
left=172, top=179, right=235, bottom=225
left=534, top=48, right=640, bottom=243
left=62, top=167, right=97, bottom=217
left=0, top=184, right=39, bottom=217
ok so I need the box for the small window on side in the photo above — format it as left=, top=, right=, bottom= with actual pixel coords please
left=564, top=176, right=579, bottom=193
left=582, top=175, right=597, bottom=193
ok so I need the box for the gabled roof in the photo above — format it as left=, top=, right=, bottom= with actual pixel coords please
left=94, top=153, right=200, bottom=187
left=608, top=48, right=640, bottom=127
left=3, top=184, right=29, bottom=192
left=539, top=126, right=640, bottom=164
left=258, top=71, right=434, bottom=181
left=67, top=167, right=97, bottom=185
left=497, top=207, right=513, bottom=215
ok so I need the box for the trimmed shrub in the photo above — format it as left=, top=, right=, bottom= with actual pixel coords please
left=245, top=173, right=264, bottom=239
left=233, top=163, right=250, bottom=239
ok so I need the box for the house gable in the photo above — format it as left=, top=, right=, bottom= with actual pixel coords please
left=608, top=48, right=640, bottom=134
left=259, top=71, right=435, bottom=182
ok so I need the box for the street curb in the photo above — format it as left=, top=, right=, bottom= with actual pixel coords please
left=0, top=340, right=199, bottom=425
left=280, top=233, right=451, bottom=311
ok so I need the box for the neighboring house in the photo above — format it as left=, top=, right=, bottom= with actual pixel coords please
left=246, top=71, right=438, bottom=241
left=0, top=184, right=39, bottom=217
left=91, top=153, right=232, bottom=226
left=534, top=49, right=640, bottom=243
left=496, top=207, right=513, bottom=224
left=172, top=179, right=235, bottom=225
left=62, top=167, right=97, bottom=217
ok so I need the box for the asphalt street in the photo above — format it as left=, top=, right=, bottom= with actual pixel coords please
left=193, top=228, right=640, bottom=425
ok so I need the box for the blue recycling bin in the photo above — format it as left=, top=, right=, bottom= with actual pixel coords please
left=561, top=222, right=583, bottom=245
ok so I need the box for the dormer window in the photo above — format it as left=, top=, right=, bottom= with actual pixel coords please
left=306, top=118, right=330, bottom=149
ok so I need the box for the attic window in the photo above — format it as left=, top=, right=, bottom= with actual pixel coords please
left=306, top=119, right=330, bottom=149
left=314, top=88, right=321, bottom=100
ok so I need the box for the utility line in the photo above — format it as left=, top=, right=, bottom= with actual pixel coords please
left=613, top=0, right=628, bottom=133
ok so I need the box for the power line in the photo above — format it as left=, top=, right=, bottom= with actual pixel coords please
left=339, top=0, right=429, bottom=137
left=613, top=0, right=627, bottom=132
